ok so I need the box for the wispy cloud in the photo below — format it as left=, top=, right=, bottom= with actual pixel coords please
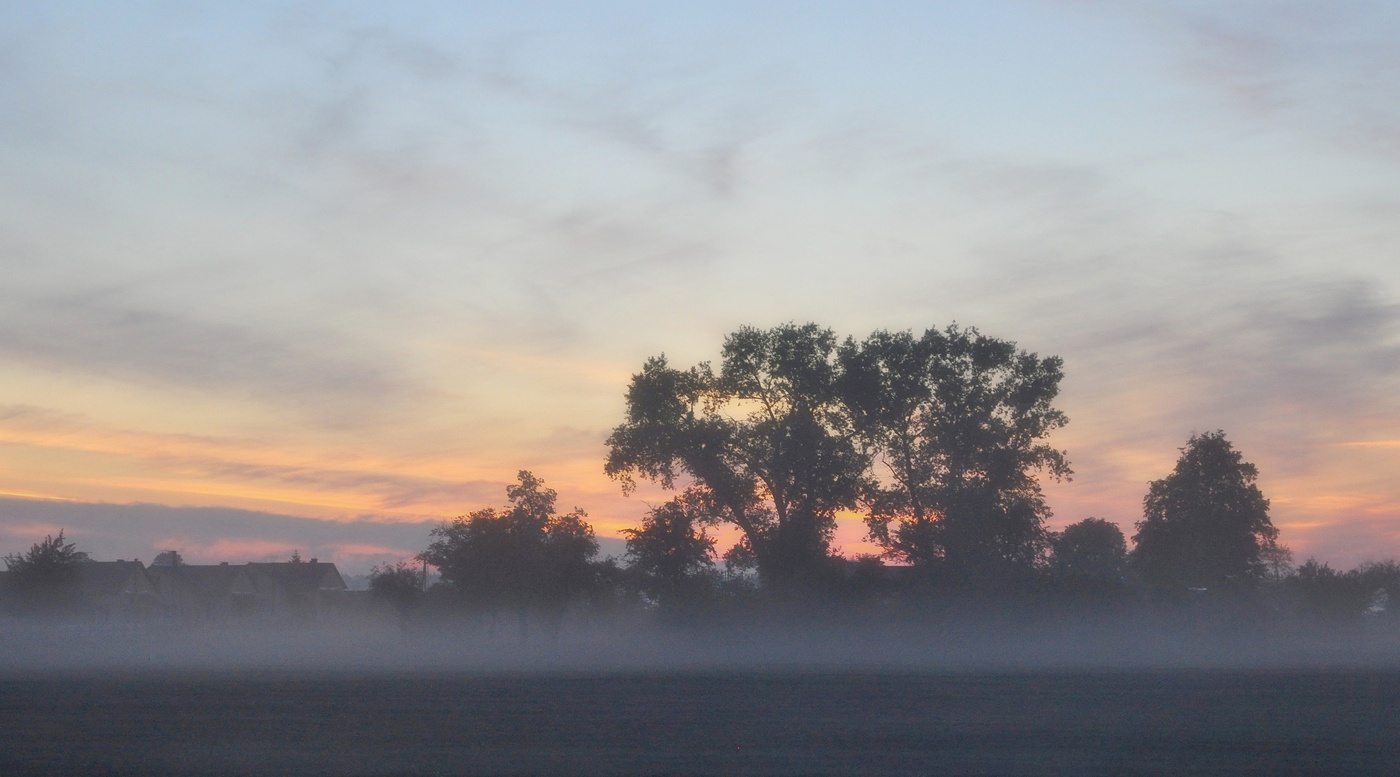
left=1079, top=0, right=1400, bottom=162
left=0, top=404, right=506, bottom=516
left=0, top=291, right=421, bottom=427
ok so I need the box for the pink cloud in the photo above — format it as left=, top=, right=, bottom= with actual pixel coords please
left=154, top=537, right=298, bottom=564
left=0, top=521, right=75, bottom=542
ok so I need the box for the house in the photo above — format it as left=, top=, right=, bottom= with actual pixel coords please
left=244, top=559, right=347, bottom=618
left=75, top=560, right=161, bottom=618
left=146, top=562, right=259, bottom=619
left=60, top=553, right=350, bottom=621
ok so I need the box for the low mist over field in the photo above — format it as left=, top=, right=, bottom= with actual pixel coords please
left=4, top=606, right=1399, bottom=677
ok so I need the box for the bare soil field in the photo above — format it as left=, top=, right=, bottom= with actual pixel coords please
left=2, top=669, right=1398, bottom=775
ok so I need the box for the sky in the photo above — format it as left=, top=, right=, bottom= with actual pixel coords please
left=1, top=1, right=1398, bottom=574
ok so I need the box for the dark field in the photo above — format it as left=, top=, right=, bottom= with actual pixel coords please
left=3, top=670, right=1399, bottom=776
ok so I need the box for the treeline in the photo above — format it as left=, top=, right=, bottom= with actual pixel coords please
left=365, top=466, right=1398, bottom=633
left=369, top=323, right=1395, bottom=633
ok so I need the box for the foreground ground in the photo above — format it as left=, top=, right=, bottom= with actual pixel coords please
left=2, top=669, right=1398, bottom=775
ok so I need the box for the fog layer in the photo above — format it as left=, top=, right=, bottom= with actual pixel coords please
left=5, top=608, right=1397, bottom=676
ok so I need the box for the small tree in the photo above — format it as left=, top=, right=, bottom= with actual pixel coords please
left=423, top=471, right=599, bottom=623
left=2, top=530, right=89, bottom=614
left=1050, top=518, right=1127, bottom=585
left=151, top=550, right=184, bottom=568
left=369, top=559, right=425, bottom=632
left=622, top=491, right=719, bottom=610
left=1131, top=432, right=1279, bottom=594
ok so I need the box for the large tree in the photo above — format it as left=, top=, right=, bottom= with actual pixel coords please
left=838, top=325, right=1070, bottom=579
left=606, top=323, right=868, bottom=587
left=423, top=471, right=598, bottom=615
left=1131, top=431, right=1279, bottom=593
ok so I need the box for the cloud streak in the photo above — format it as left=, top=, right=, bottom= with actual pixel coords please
left=1081, top=0, right=1400, bottom=162
left=0, top=291, right=423, bottom=427
left=0, top=404, right=508, bottom=516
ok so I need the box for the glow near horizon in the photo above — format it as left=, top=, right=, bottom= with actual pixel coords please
left=1, top=1, right=1398, bottom=571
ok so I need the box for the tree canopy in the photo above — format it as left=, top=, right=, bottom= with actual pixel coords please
left=1, top=530, right=88, bottom=612
left=621, top=490, right=719, bottom=609
left=839, top=325, right=1070, bottom=579
left=608, top=322, right=1070, bottom=591
left=423, top=471, right=599, bottom=613
left=606, top=323, right=867, bottom=588
left=1131, top=431, right=1279, bottom=593
left=1049, top=517, right=1128, bottom=584
left=152, top=550, right=184, bottom=568
left=369, top=559, right=426, bottom=631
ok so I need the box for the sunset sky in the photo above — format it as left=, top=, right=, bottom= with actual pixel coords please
left=2, top=1, right=1398, bottom=573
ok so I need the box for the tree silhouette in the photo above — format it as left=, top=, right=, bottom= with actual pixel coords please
left=607, top=324, right=867, bottom=588
left=2, top=530, right=88, bottom=614
left=1131, top=431, right=1279, bottom=594
left=1287, top=560, right=1363, bottom=624
left=1281, top=559, right=1400, bottom=625
left=621, top=490, right=719, bottom=610
left=1049, top=518, right=1127, bottom=587
left=369, top=559, right=425, bottom=633
left=839, top=325, right=1069, bottom=582
left=423, top=471, right=599, bottom=619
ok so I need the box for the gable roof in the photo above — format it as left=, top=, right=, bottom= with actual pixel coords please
left=245, top=561, right=346, bottom=593
left=147, top=563, right=255, bottom=598
left=75, top=560, right=157, bottom=597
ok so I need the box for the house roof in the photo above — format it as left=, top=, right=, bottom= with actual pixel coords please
left=245, top=561, right=346, bottom=593
left=147, top=563, right=252, bottom=597
left=75, top=560, right=156, bottom=596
